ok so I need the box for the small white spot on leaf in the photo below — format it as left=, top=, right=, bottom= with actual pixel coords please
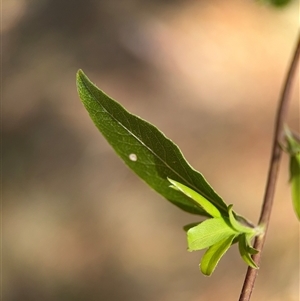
left=129, top=154, right=137, bottom=161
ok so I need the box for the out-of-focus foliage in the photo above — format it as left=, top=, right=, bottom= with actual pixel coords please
left=285, top=127, right=300, bottom=221
left=261, top=0, right=294, bottom=7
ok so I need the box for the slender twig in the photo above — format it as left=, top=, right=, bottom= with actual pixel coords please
left=238, top=32, right=300, bottom=301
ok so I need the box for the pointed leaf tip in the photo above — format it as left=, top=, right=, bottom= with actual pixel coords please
left=200, top=235, right=236, bottom=276
left=76, top=69, right=84, bottom=82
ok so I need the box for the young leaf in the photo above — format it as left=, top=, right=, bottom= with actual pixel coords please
left=238, top=234, right=258, bottom=269
left=187, top=217, right=238, bottom=251
left=244, top=233, right=259, bottom=255
left=285, top=127, right=300, bottom=155
left=228, top=205, right=255, bottom=234
left=200, top=235, right=236, bottom=276
left=168, top=178, right=222, bottom=218
left=77, top=70, right=228, bottom=216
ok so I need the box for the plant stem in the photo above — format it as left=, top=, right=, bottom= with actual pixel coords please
left=238, top=32, right=300, bottom=301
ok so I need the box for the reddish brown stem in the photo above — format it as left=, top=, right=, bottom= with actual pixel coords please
left=238, top=32, right=300, bottom=301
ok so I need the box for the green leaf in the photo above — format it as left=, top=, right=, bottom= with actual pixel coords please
left=77, top=70, right=228, bottom=216
left=244, top=233, right=259, bottom=255
left=168, top=178, right=222, bottom=218
left=228, top=205, right=255, bottom=234
left=238, top=234, right=258, bottom=269
left=285, top=127, right=300, bottom=155
left=187, top=217, right=238, bottom=251
left=200, top=235, right=236, bottom=276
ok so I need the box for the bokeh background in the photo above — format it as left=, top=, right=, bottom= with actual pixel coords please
left=3, top=0, right=299, bottom=300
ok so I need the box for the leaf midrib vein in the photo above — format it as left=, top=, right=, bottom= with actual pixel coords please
left=82, top=79, right=221, bottom=209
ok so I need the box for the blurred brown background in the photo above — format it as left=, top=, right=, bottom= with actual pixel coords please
left=3, top=0, right=299, bottom=300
